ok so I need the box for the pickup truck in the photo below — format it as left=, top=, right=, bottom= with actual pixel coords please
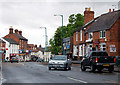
left=81, top=51, right=116, bottom=72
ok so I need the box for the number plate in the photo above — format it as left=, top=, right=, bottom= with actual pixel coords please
left=103, top=64, right=110, bottom=66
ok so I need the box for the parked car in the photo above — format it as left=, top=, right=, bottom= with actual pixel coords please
left=31, top=55, right=38, bottom=62
left=48, top=55, right=71, bottom=70
left=10, top=57, right=19, bottom=63
left=81, top=51, right=115, bottom=72
left=36, top=58, right=44, bottom=62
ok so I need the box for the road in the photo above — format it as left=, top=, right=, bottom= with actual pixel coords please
left=2, top=62, right=119, bottom=83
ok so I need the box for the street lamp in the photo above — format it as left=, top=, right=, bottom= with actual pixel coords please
left=54, top=14, right=64, bottom=55
left=40, top=27, right=48, bottom=52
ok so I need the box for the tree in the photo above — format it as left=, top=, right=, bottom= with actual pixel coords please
left=49, top=13, right=84, bottom=54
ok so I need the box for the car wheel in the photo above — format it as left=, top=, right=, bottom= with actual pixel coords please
left=11, top=62, right=13, bottom=63
left=68, top=66, right=71, bottom=70
left=90, top=64, right=96, bottom=72
left=81, top=64, right=86, bottom=71
left=49, top=67, right=51, bottom=70
left=64, top=67, right=67, bottom=71
left=97, top=68, right=102, bottom=72
left=108, top=66, right=114, bottom=73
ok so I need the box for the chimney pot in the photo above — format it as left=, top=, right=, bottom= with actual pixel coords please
left=39, top=45, right=41, bottom=48
left=85, top=8, right=89, bottom=11
left=35, top=45, right=37, bottom=48
left=113, top=9, right=115, bottom=12
left=9, top=26, right=13, bottom=34
left=15, top=29, right=18, bottom=34
left=19, top=31, right=22, bottom=35
left=89, top=8, right=91, bottom=11
left=109, top=9, right=111, bottom=12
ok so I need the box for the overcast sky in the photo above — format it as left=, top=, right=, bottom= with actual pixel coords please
left=0, top=0, right=119, bottom=47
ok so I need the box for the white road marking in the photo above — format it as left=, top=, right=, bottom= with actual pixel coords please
left=1, top=78, right=7, bottom=83
left=67, top=77, right=87, bottom=83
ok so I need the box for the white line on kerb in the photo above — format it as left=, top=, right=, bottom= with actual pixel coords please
left=67, top=77, right=87, bottom=83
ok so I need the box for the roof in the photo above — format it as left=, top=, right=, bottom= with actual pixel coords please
left=38, top=47, right=45, bottom=52
left=0, top=39, right=5, bottom=43
left=85, top=10, right=120, bottom=33
left=28, top=44, right=34, bottom=47
left=3, top=38, right=19, bottom=45
left=73, top=17, right=99, bottom=33
left=13, top=33, right=28, bottom=41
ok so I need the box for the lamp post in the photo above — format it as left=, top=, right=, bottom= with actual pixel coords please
left=40, top=27, right=48, bottom=52
left=54, top=14, right=64, bottom=55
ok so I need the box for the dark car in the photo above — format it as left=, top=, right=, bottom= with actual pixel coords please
left=10, top=57, right=19, bottom=63
left=36, top=58, right=44, bottom=62
left=48, top=55, right=72, bottom=70
left=81, top=51, right=115, bottom=72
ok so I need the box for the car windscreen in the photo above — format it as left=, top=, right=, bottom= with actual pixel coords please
left=52, top=56, right=67, bottom=60
left=92, top=52, right=108, bottom=56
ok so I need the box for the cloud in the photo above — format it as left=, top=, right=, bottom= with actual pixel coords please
left=0, top=1, right=119, bottom=47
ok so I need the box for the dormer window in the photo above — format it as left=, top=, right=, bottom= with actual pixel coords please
left=100, top=30, right=106, bottom=38
left=88, top=32, right=93, bottom=40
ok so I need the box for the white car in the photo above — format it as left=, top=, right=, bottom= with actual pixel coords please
left=48, top=55, right=71, bottom=70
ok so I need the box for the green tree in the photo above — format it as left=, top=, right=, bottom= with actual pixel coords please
left=49, top=13, right=84, bottom=54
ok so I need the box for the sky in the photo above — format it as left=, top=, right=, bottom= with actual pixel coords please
left=0, top=0, right=119, bottom=47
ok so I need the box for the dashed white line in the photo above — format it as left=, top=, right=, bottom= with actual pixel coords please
left=67, top=77, right=87, bottom=83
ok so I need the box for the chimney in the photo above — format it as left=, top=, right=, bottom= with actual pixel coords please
left=113, top=9, right=115, bottom=12
left=35, top=45, right=37, bottom=48
left=109, top=9, right=111, bottom=12
left=19, top=31, right=22, bottom=35
left=39, top=45, right=41, bottom=48
left=9, top=26, right=13, bottom=34
left=15, top=29, right=18, bottom=34
left=84, top=7, right=94, bottom=25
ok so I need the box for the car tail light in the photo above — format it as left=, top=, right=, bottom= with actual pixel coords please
left=114, top=58, right=116, bottom=63
left=95, top=58, right=98, bottom=63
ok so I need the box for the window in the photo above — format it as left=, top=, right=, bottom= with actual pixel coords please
left=80, top=30, right=82, bottom=41
left=88, top=32, right=93, bottom=40
left=86, top=44, right=93, bottom=54
left=100, top=43, right=106, bottom=51
left=76, top=32, right=78, bottom=41
left=73, top=45, right=78, bottom=56
left=79, top=45, right=82, bottom=56
left=100, top=30, right=106, bottom=38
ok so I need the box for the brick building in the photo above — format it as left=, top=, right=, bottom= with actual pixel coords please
left=73, top=8, right=120, bottom=60
left=4, top=26, right=28, bottom=60
left=27, top=44, right=40, bottom=61
left=1, top=38, right=19, bottom=61
left=63, top=36, right=73, bottom=60
left=0, top=39, right=6, bottom=61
